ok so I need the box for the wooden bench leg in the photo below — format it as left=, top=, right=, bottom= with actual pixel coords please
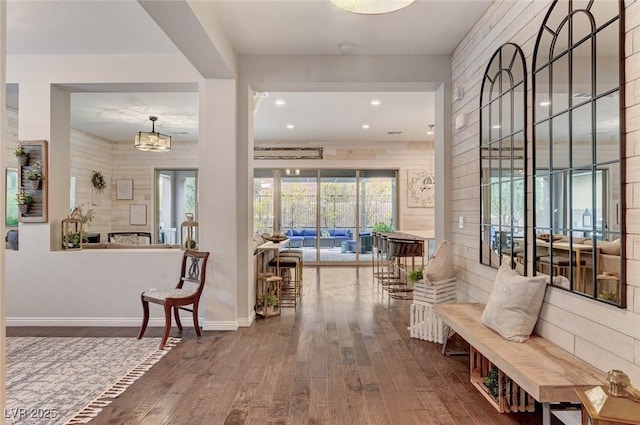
left=441, top=326, right=469, bottom=357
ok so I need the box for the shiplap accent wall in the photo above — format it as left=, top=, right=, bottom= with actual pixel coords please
left=255, top=139, right=435, bottom=233
left=451, top=0, right=640, bottom=385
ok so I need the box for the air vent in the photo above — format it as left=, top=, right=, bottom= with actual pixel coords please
left=387, top=131, right=403, bottom=135
left=254, top=147, right=323, bottom=160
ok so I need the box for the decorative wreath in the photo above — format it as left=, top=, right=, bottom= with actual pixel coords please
left=92, top=171, right=107, bottom=190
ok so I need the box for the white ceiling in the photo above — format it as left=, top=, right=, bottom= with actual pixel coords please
left=6, top=0, right=493, bottom=144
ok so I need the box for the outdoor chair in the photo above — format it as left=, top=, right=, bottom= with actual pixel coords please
left=137, top=250, right=210, bottom=349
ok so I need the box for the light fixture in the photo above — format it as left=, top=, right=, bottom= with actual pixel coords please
left=370, top=100, right=381, bottom=106
left=285, top=169, right=300, bottom=176
left=134, top=116, right=171, bottom=152
left=286, top=124, right=295, bottom=129
left=427, top=124, right=435, bottom=135
left=539, top=101, right=551, bottom=107
left=275, top=99, right=286, bottom=106
left=330, top=0, right=416, bottom=14
left=362, top=124, right=370, bottom=129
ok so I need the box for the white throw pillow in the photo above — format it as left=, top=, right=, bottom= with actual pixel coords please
left=480, top=263, right=547, bottom=343
left=424, top=240, right=454, bottom=282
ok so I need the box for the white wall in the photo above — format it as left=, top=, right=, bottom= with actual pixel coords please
left=450, top=0, right=640, bottom=386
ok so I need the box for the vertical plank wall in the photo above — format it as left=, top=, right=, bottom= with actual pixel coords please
left=451, top=0, right=640, bottom=385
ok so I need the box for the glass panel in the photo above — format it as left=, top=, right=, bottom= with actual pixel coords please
left=535, top=121, right=551, bottom=170
left=481, top=224, right=492, bottom=265
left=595, top=92, right=620, bottom=164
left=254, top=170, right=275, bottom=236
left=481, top=147, right=491, bottom=184
left=552, top=53, right=570, bottom=113
left=536, top=28, right=554, bottom=70
left=553, top=22, right=570, bottom=58
left=482, top=77, right=492, bottom=108
left=571, top=170, right=594, bottom=232
left=282, top=170, right=318, bottom=262
left=572, top=39, right=593, bottom=102
left=513, top=132, right=525, bottom=177
left=589, top=1, right=619, bottom=27
left=320, top=170, right=356, bottom=262
left=546, top=1, right=569, bottom=35
left=511, top=50, right=525, bottom=86
left=572, top=11, right=593, bottom=45
left=552, top=112, right=570, bottom=169
left=6, top=168, right=18, bottom=228
left=535, top=66, right=551, bottom=121
left=501, top=91, right=512, bottom=136
left=156, top=169, right=197, bottom=245
left=513, top=83, right=525, bottom=132
left=550, top=172, right=567, bottom=229
left=491, top=99, right=500, bottom=140
left=596, top=20, right=620, bottom=96
left=572, top=102, right=593, bottom=168
left=513, top=178, right=525, bottom=229
left=500, top=138, right=512, bottom=178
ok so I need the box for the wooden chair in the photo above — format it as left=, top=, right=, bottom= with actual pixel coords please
left=137, top=250, right=210, bottom=349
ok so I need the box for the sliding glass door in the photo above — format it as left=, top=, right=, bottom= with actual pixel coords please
left=253, top=169, right=397, bottom=264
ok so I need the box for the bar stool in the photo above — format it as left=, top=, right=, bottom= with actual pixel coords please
left=539, top=255, right=586, bottom=289
left=387, top=236, right=424, bottom=300
left=269, top=255, right=301, bottom=308
left=278, top=249, right=303, bottom=297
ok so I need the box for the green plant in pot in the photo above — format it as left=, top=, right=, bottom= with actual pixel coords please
left=258, top=293, right=279, bottom=314
left=14, top=144, right=28, bottom=166
left=407, top=268, right=423, bottom=283
left=63, top=231, right=82, bottom=249
left=24, top=161, right=42, bottom=190
left=373, top=222, right=393, bottom=233
left=16, top=189, right=33, bottom=214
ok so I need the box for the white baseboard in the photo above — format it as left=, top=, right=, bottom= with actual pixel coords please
left=237, top=311, right=256, bottom=327
left=6, top=317, right=165, bottom=327
left=203, top=320, right=238, bottom=331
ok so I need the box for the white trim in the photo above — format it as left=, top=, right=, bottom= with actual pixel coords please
left=6, top=317, right=166, bottom=327
left=237, top=311, right=256, bottom=327
left=203, top=320, right=238, bottom=331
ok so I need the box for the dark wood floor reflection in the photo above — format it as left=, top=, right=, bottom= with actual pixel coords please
left=9, top=267, right=560, bottom=425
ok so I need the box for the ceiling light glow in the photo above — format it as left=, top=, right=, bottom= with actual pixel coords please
left=275, top=99, right=286, bottom=106
left=330, top=0, right=416, bottom=14
left=286, top=124, right=295, bottom=129
left=362, top=124, right=370, bottom=129
left=370, top=100, right=381, bottom=106
left=539, top=101, right=551, bottom=107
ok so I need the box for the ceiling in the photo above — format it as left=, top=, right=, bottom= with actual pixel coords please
left=6, top=0, right=493, bottom=144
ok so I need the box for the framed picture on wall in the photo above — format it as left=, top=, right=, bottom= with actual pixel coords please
left=130, top=204, right=147, bottom=225
left=116, top=179, right=133, bottom=200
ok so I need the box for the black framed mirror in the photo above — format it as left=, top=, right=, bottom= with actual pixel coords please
left=480, top=43, right=527, bottom=274
left=532, top=0, right=625, bottom=307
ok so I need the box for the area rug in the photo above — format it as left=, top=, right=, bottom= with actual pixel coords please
left=6, top=336, right=180, bottom=425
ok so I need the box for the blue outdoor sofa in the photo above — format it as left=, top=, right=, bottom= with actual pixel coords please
left=285, top=228, right=352, bottom=248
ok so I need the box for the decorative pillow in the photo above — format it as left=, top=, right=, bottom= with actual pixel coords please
left=138, top=235, right=151, bottom=245
left=112, top=234, right=139, bottom=245
left=424, top=240, right=454, bottom=282
left=599, top=238, right=620, bottom=255
left=481, top=263, right=547, bottom=342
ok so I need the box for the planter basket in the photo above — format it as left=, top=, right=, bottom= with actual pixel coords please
left=25, top=179, right=41, bottom=190
left=17, top=154, right=29, bottom=166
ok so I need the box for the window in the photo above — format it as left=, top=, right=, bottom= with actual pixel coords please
left=155, top=169, right=197, bottom=244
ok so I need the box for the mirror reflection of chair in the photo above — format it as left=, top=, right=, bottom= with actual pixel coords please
left=138, top=250, right=210, bottom=349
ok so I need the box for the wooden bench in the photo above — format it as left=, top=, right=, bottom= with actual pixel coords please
left=435, top=303, right=605, bottom=425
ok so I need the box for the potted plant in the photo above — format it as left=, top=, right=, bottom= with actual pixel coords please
left=258, top=293, right=279, bottom=315
left=63, top=231, right=82, bottom=249
left=16, top=189, right=33, bottom=214
left=407, top=268, right=423, bottom=283
left=24, top=161, right=42, bottom=190
left=91, top=171, right=107, bottom=190
left=14, top=144, right=28, bottom=166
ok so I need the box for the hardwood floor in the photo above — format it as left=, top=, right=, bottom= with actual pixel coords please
left=9, top=267, right=561, bottom=425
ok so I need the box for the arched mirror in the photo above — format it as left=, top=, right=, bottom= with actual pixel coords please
left=532, top=0, right=625, bottom=306
left=480, top=43, right=527, bottom=274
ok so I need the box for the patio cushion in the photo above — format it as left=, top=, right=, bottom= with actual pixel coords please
left=333, top=229, right=348, bottom=237
left=302, top=229, right=317, bottom=237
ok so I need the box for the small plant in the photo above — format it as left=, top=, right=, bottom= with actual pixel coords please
left=484, top=367, right=502, bottom=400
left=16, top=189, right=33, bottom=205
left=91, top=171, right=107, bottom=190
left=407, top=268, right=423, bottom=283
left=185, top=239, right=197, bottom=249
left=258, top=293, right=279, bottom=308
left=63, top=231, right=82, bottom=248
left=14, top=144, right=26, bottom=157
left=25, top=162, right=42, bottom=181
left=598, top=291, right=618, bottom=302
left=70, top=204, right=95, bottom=231
left=373, top=222, right=393, bottom=233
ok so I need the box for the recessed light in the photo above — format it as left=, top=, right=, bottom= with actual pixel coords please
left=275, top=99, right=286, bottom=106
left=362, top=124, right=370, bottom=129
left=370, top=100, right=381, bottom=106
left=286, top=124, right=295, bottom=129
left=539, top=101, right=551, bottom=107
left=492, top=125, right=501, bottom=129
left=427, top=130, right=434, bottom=135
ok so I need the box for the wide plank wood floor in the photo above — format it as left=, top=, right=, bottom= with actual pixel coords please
left=9, top=267, right=562, bottom=425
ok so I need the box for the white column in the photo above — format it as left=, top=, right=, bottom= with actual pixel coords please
left=17, top=84, right=70, bottom=252
left=435, top=83, right=452, bottom=243
left=199, top=79, right=239, bottom=330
